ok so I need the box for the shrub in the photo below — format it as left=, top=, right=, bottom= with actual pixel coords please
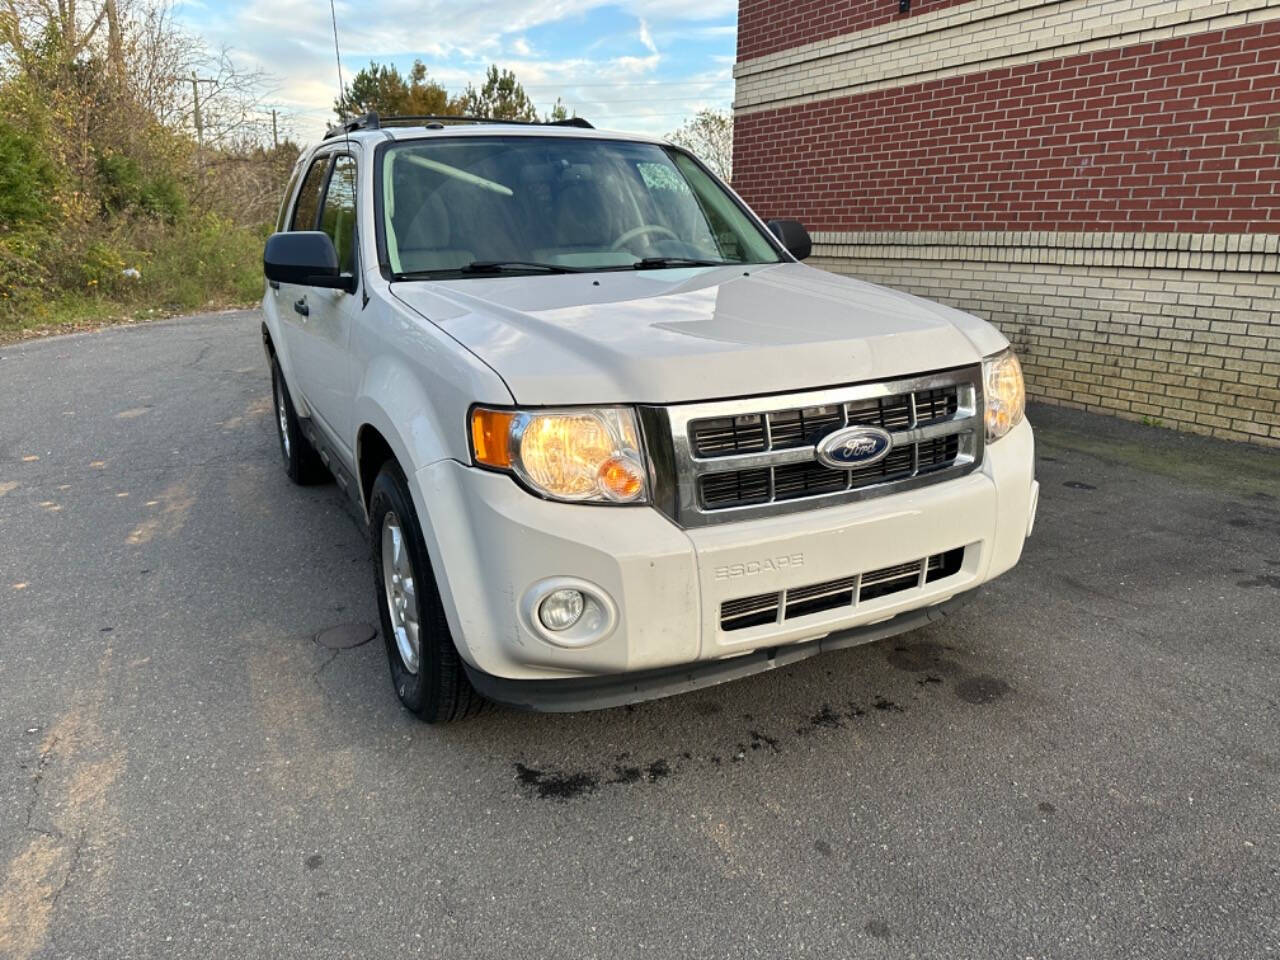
left=0, top=229, right=52, bottom=305
left=0, top=119, right=59, bottom=227
left=96, top=152, right=186, bottom=221
left=139, top=213, right=265, bottom=309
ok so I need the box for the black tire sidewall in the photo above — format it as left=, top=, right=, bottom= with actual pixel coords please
left=271, top=357, right=302, bottom=476
left=271, top=356, right=327, bottom=484
left=369, top=464, right=443, bottom=719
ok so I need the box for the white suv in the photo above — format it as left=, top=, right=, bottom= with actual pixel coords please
left=261, top=114, right=1039, bottom=722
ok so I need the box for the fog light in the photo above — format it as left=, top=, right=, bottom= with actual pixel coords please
left=538, top=589, right=585, bottom=632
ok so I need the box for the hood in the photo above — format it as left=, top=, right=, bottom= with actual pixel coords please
left=390, top=262, right=1007, bottom=405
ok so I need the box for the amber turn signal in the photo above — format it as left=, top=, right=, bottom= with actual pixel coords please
left=471, top=409, right=515, bottom=468
left=597, top=456, right=646, bottom=501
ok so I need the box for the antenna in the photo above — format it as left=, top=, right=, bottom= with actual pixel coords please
left=328, top=0, right=350, bottom=148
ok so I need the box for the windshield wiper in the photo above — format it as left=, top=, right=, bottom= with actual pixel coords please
left=395, top=261, right=582, bottom=280
left=630, top=257, right=732, bottom=270
left=460, top=260, right=582, bottom=275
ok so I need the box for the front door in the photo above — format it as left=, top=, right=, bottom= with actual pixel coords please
left=274, top=153, right=333, bottom=425
left=295, top=152, right=360, bottom=455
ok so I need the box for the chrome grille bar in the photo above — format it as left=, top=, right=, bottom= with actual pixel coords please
left=660, top=366, right=984, bottom=528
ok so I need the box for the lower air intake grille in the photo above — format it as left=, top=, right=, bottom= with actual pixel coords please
left=720, top=591, right=781, bottom=632
left=719, top=547, right=967, bottom=632
left=858, top=559, right=924, bottom=602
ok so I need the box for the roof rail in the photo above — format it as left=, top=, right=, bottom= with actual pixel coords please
left=323, top=112, right=593, bottom=140
left=324, top=112, right=380, bottom=139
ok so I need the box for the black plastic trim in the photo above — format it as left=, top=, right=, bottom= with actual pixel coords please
left=295, top=415, right=363, bottom=511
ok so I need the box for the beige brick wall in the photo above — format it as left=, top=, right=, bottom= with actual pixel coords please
left=809, top=232, right=1280, bottom=447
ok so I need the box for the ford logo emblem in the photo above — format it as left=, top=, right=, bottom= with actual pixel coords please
left=815, top=426, right=893, bottom=469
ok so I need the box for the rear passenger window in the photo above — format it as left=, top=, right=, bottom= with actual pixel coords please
left=290, top=157, right=331, bottom=231
left=319, top=155, right=358, bottom=275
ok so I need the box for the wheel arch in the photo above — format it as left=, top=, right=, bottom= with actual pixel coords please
left=351, top=347, right=482, bottom=509
left=356, top=422, right=399, bottom=511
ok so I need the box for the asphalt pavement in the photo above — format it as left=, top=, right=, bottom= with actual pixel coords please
left=1, top=310, right=1278, bottom=959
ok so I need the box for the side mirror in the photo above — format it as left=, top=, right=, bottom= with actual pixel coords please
left=264, top=232, right=352, bottom=290
left=766, top=219, right=812, bottom=261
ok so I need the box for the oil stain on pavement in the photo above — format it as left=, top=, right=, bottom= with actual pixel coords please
left=511, top=637, right=1014, bottom=801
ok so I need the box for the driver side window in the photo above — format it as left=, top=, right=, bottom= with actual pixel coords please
left=318, top=155, right=358, bottom=276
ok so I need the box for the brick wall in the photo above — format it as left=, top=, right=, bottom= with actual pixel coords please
left=733, top=0, right=1280, bottom=447
left=735, top=23, right=1280, bottom=233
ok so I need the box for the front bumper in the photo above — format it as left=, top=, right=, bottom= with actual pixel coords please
left=464, top=592, right=976, bottom=711
left=415, top=418, right=1037, bottom=688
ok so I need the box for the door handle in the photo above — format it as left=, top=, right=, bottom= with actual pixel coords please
left=293, top=298, right=309, bottom=317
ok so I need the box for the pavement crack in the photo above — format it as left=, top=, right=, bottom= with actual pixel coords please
left=48, top=830, right=88, bottom=910
left=184, top=343, right=213, bottom=369
left=23, top=735, right=60, bottom=833
left=312, top=649, right=342, bottom=687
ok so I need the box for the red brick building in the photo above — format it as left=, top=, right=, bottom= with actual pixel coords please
left=733, top=0, right=1280, bottom=446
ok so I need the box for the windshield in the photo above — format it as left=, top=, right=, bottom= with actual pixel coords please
left=379, top=136, right=783, bottom=277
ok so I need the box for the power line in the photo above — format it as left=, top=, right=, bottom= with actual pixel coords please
left=518, top=79, right=733, bottom=90
left=550, top=95, right=731, bottom=105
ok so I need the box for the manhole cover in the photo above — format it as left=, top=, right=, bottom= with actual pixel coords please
left=315, top=623, right=376, bottom=649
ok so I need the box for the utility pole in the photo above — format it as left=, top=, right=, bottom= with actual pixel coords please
left=191, top=71, right=203, bottom=153
left=189, top=72, right=217, bottom=171
left=272, top=109, right=279, bottom=150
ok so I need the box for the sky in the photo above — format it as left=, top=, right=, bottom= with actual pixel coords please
left=173, top=0, right=738, bottom=144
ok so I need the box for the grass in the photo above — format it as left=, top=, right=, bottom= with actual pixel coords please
left=0, top=294, right=255, bottom=343
left=0, top=215, right=267, bottom=344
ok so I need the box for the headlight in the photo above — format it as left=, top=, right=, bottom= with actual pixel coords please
left=470, top=406, right=649, bottom=504
left=983, top=349, right=1026, bottom=442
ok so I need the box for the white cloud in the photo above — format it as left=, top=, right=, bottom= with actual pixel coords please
left=638, top=19, right=657, bottom=55
left=178, top=0, right=735, bottom=139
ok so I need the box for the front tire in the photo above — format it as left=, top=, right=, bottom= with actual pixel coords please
left=369, top=461, right=485, bottom=723
left=271, top=357, right=328, bottom=485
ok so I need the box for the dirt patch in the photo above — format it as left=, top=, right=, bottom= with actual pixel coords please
left=1, top=654, right=127, bottom=959
left=125, top=479, right=196, bottom=546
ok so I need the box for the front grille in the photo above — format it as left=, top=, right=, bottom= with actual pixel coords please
left=720, top=547, right=968, bottom=632
left=913, top=387, right=960, bottom=424
left=664, top=367, right=984, bottom=526
left=690, top=414, right=766, bottom=457
left=693, top=393, right=929, bottom=460
left=700, top=468, right=770, bottom=507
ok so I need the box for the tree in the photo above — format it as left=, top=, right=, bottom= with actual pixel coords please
left=548, top=98, right=572, bottom=122
left=404, top=60, right=453, bottom=115
left=458, top=66, right=538, bottom=121
left=667, top=108, right=733, bottom=182
left=334, top=61, right=558, bottom=123
left=336, top=59, right=455, bottom=118
left=0, top=0, right=299, bottom=320
left=0, top=0, right=114, bottom=71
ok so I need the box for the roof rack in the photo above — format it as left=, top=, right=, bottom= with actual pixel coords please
left=323, top=112, right=593, bottom=140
